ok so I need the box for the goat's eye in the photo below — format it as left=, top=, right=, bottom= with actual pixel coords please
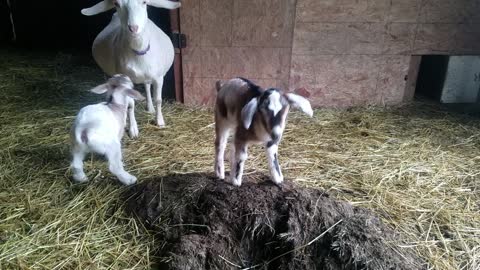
left=113, top=0, right=119, bottom=7
left=143, top=1, right=147, bottom=4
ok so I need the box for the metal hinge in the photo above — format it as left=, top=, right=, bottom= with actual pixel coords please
left=171, top=32, right=187, bottom=49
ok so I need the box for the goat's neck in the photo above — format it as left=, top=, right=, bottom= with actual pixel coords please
left=107, top=100, right=128, bottom=118
left=121, top=27, right=150, bottom=54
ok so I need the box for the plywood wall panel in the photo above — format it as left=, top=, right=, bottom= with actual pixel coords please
left=296, top=0, right=389, bottom=23
left=382, top=23, right=416, bottom=55
left=420, top=0, right=473, bottom=23
left=201, top=47, right=232, bottom=78
left=183, top=77, right=218, bottom=106
left=346, top=23, right=385, bottom=55
left=180, top=0, right=296, bottom=107
left=413, top=24, right=457, bottom=55
left=387, top=0, right=420, bottom=22
left=180, top=0, right=480, bottom=107
left=290, top=54, right=383, bottom=107
left=454, top=25, right=480, bottom=54
left=199, top=0, right=233, bottom=46
left=293, top=23, right=349, bottom=55
left=179, top=0, right=201, bottom=47
left=182, top=47, right=202, bottom=79
left=377, top=56, right=410, bottom=105
left=233, top=0, right=296, bottom=47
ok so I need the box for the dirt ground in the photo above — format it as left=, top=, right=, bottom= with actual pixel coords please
left=124, top=173, right=425, bottom=270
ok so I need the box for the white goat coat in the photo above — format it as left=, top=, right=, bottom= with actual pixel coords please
left=73, top=103, right=124, bottom=153
left=92, top=13, right=174, bottom=84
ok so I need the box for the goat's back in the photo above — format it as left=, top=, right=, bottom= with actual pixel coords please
left=216, top=78, right=260, bottom=117
left=74, top=104, right=123, bottom=143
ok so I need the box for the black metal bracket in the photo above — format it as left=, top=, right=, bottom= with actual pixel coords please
left=171, top=32, right=187, bottom=49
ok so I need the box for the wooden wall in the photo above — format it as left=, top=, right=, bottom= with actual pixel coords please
left=180, top=0, right=480, bottom=107
left=180, top=0, right=296, bottom=106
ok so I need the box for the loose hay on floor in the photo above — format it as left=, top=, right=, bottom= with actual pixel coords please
left=0, top=48, right=479, bottom=269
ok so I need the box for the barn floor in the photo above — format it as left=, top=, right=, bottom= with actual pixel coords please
left=0, top=48, right=479, bottom=270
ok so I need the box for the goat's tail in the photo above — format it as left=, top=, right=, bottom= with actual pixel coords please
left=215, top=80, right=224, bottom=92
left=73, top=123, right=97, bottom=145
left=74, top=128, right=89, bottom=145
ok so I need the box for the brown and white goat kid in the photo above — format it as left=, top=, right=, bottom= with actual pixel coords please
left=70, top=74, right=144, bottom=185
left=214, top=78, right=313, bottom=186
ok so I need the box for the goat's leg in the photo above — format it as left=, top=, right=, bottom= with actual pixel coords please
left=229, top=140, right=248, bottom=186
left=71, top=144, right=88, bottom=183
left=127, top=97, right=139, bottom=138
left=105, top=142, right=136, bottom=185
left=153, top=78, right=165, bottom=127
left=265, top=143, right=284, bottom=185
left=214, top=123, right=230, bottom=180
left=144, top=83, right=155, bottom=113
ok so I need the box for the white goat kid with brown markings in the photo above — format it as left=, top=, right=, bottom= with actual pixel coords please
left=70, top=75, right=144, bottom=185
left=214, top=78, right=314, bottom=187
left=81, top=0, right=181, bottom=128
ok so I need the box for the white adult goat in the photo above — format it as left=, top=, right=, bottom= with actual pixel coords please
left=71, top=74, right=144, bottom=185
left=81, top=0, right=181, bottom=127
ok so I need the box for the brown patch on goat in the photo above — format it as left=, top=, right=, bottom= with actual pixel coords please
left=216, top=98, right=228, bottom=118
left=124, top=173, right=425, bottom=270
left=81, top=129, right=88, bottom=143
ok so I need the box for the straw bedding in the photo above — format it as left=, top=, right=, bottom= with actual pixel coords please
left=0, top=49, right=479, bottom=269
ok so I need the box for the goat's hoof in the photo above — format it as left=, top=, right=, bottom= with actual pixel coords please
left=273, top=179, right=284, bottom=185
left=272, top=176, right=284, bottom=186
left=129, top=126, right=139, bottom=139
left=156, top=116, right=166, bottom=127
left=120, top=175, right=137, bottom=186
left=147, top=108, right=155, bottom=114
left=275, top=181, right=286, bottom=189
left=73, top=173, right=88, bottom=183
left=229, top=178, right=242, bottom=187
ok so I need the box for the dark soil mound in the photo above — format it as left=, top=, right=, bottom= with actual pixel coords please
left=124, top=173, right=424, bottom=270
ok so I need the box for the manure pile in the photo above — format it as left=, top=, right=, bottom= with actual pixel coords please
left=125, top=173, right=425, bottom=270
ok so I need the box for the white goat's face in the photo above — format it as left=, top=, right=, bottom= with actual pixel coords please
left=90, top=74, right=144, bottom=103
left=113, top=0, right=148, bottom=35
left=241, top=85, right=313, bottom=131
left=108, top=74, right=135, bottom=89
left=258, top=89, right=288, bottom=118
left=81, top=0, right=181, bottom=35
left=257, top=89, right=315, bottom=120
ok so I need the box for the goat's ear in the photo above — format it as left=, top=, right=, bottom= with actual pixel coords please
left=126, top=89, right=145, bottom=101
left=81, top=0, right=114, bottom=16
left=90, top=83, right=109, bottom=94
left=148, top=0, right=181, bottom=9
left=285, top=93, right=313, bottom=117
left=241, top=98, right=258, bottom=130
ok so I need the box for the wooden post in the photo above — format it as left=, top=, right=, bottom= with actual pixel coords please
left=170, top=8, right=184, bottom=103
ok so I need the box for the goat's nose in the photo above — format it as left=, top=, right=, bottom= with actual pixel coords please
left=128, top=25, right=139, bottom=33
